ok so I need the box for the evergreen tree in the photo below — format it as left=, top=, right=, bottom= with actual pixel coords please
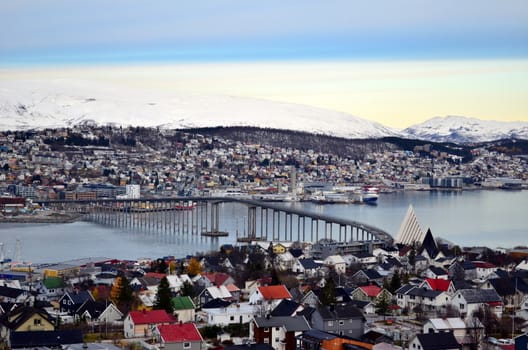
left=375, top=292, right=391, bottom=317
left=389, top=270, right=401, bottom=293
left=117, top=275, right=134, bottom=306
left=180, top=281, right=195, bottom=298
left=154, top=277, right=173, bottom=313
left=321, top=276, right=336, bottom=306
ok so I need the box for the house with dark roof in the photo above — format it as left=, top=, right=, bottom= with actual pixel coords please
left=481, top=276, right=528, bottom=310
left=291, top=258, right=323, bottom=278
left=271, top=299, right=303, bottom=317
left=0, top=306, right=56, bottom=344
left=155, top=323, right=203, bottom=350
left=455, top=261, right=478, bottom=281
left=0, top=286, right=31, bottom=304
left=350, top=269, right=384, bottom=286
left=309, top=304, right=365, bottom=338
left=424, top=266, right=449, bottom=280
left=75, top=299, right=123, bottom=324
left=451, top=289, right=503, bottom=318
left=408, top=332, right=461, bottom=350
left=250, top=315, right=311, bottom=350
left=59, top=290, right=94, bottom=314
left=201, top=298, right=231, bottom=309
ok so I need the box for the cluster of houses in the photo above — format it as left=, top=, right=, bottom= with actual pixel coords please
left=1, top=126, right=527, bottom=207
left=1, top=216, right=528, bottom=350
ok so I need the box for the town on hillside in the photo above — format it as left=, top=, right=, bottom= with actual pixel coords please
left=0, top=126, right=526, bottom=208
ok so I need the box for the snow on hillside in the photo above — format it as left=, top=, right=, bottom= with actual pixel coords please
left=404, top=116, right=528, bottom=143
left=0, top=79, right=400, bottom=139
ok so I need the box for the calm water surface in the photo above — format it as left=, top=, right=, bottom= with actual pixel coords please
left=0, top=190, right=526, bottom=263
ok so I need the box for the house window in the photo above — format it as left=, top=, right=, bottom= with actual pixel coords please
left=34, top=319, right=42, bottom=326
left=275, top=327, right=280, bottom=331
left=339, top=321, right=344, bottom=326
left=264, top=328, right=269, bottom=332
left=230, top=316, right=234, bottom=321
left=183, top=342, right=191, bottom=349
left=264, top=339, right=269, bottom=344
left=460, top=304, right=464, bottom=309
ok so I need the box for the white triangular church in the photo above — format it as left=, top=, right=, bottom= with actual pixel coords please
left=394, top=205, right=426, bottom=245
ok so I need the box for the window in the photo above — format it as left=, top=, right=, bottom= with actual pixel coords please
left=459, top=304, right=464, bottom=309
left=264, top=328, right=269, bottom=332
left=328, top=321, right=333, bottom=326
left=230, top=316, right=234, bottom=321
left=339, top=321, right=344, bottom=326
left=183, top=342, right=191, bottom=349
left=34, top=319, right=42, bottom=326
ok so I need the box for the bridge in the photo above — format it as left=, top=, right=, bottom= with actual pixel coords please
left=35, top=197, right=394, bottom=247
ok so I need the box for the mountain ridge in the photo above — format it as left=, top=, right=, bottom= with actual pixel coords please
left=1, top=79, right=527, bottom=143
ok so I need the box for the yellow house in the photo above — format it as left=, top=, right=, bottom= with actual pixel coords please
left=273, top=243, right=287, bottom=254
left=43, top=263, right=80, bottom=278
left=0, top=306, right=55, bottom=340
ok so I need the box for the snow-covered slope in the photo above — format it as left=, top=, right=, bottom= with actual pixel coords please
left=404, top=116, right=528, bottom=143
left=0, top=79, right=400, bottom=139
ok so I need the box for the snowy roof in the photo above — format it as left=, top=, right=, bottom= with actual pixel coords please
left=427, top=317, right=466, bottom=330
left=207, top=285, right=232, bottom=299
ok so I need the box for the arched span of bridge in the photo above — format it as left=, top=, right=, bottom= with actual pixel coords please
left=35, top=197, right=394, bottom=246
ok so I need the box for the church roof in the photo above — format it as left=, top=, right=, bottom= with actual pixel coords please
left=395, top=205, right=425, bottom=246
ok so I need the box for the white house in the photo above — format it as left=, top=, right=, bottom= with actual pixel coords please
left=451, top=289, right=503, bottom=319
left=249, top=285, right=292, bottom=310
left=201, top=302, right=257, bottom=326
left=323, top=255, right=346, bottom=274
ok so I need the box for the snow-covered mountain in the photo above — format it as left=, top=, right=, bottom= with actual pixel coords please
left=0, top=79, right=400, bottom=139
left=404, top=116, right=528, bottom=143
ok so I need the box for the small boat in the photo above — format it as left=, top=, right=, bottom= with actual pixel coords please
left=362, top=186, right=379, bottom=204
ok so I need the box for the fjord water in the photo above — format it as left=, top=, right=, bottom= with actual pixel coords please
left=0, top=190, right=526, bottom=264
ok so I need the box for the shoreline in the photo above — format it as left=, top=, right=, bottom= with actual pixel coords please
left=0, top=213, right=84, bottom=224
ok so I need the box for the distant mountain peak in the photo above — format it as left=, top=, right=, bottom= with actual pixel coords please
left=404, top=115, right=528, bottom=143
left=0, top=79, right=401, bottom=139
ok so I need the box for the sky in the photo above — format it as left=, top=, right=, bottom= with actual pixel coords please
left=1, top=0, right=528, bottom=128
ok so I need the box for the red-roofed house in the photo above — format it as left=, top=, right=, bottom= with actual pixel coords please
left=422, top=278, right=456, bottom=295
left=200, top=272, right=235, bottom=287
left=124, top=310, right=177, bottom=338
left=249, top=285, right=292, bottom=309
left=351, top=285, right=392, bottom=303
left=155, top=323, right=203, bottom=350
left=472, top=261, right=497, bottom=279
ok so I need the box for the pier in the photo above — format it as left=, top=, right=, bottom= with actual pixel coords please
left=35, top=197, right=394, bottom=247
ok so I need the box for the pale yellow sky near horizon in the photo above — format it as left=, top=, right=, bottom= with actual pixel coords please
left=1, top=59, right=527, bottom=128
